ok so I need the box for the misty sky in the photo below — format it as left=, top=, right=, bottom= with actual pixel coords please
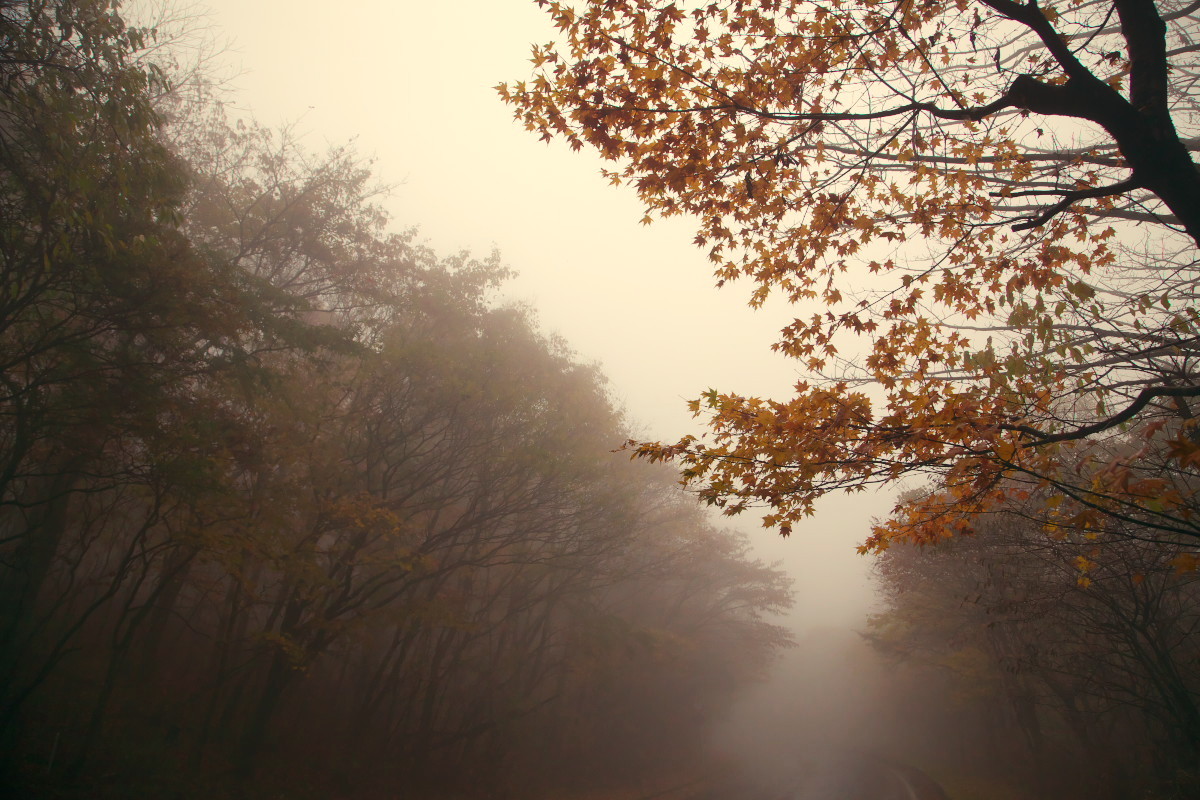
left=195, top=0, right=894, bottom=632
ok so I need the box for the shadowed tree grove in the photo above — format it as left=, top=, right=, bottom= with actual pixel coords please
left=871, top=485, right=1200, bottom=797
left=0, top=3, right=793, bottom=797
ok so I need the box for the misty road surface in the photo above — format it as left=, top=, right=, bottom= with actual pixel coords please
left=685, top=750, right=951, bottom=800
left=781, top=753, right=951, bottom=800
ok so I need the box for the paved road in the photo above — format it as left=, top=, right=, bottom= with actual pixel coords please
left=680, top=750, right=951, bottom=800
left=781, top=752, right=950, bottom=800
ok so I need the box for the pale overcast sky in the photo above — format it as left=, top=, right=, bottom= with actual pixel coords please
left=193, top=0, right=894, bottom=632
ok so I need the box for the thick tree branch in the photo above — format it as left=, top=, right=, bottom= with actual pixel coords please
left=977, top=0, right=1096, bottom=81
left=1112, top=0, right=1171, bottom=116
left=1005, top=176, right=1143, bottom=230
left=1007, top=385, right=1200, bottom=446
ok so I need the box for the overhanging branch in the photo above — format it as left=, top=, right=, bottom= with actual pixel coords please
left=1001, top=176, right=1144, bottom=231
left=1006, top=385, right=1200, bottom=446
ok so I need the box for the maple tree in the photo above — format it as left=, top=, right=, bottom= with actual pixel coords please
left=503, top=0, right=1200, bottom=548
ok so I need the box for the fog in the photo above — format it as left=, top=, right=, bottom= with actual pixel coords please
left=3, top=2, right=1198, bottom=798
left=182, top=3, right=982, bottom=795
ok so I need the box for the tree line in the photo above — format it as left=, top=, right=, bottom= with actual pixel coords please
left=0, top=3, right=793, bottom=797
left=872, top=476, right=1200, bottom=798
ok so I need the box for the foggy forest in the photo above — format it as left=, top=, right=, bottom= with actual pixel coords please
left=1, top=1, right=1198, bottom=799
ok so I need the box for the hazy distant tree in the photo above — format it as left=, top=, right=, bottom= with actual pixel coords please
left=872, top=488, right=1200, bottom=797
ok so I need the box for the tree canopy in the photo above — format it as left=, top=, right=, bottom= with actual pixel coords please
left=503, top=0, right=1200, bottom=549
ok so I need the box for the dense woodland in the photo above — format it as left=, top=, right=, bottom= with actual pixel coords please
left=869, top=492, right=1200, bottom=799
left=0, top=3, right=793, bottom=797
